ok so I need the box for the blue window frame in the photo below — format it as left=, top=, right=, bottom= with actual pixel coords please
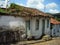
left=47, top=19, right=49, bottom=28
left=26, top=20, right=30, bottom=30
left=36, top=19, right=39, bottom=30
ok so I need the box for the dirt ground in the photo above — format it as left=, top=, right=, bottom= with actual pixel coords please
left=30, top=37, right=60, bottom=45
left=3, top=37, right=60, bottom=45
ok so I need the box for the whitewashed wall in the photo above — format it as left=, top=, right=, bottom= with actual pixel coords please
left=45, top=18, right=50, bottom=35
left=0, top=16, right=25, bottom=29
left=30, top=17, right=50, bottom=39
left=0, top=16, right=51, bottom=39
left=0, top=16, right=43, bottom=39
left=52, top=24, right=60, bottom=37
left=30, top=17, right=42, bottom=39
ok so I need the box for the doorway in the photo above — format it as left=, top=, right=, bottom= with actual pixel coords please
left=42, top=19, right=45, bottom=36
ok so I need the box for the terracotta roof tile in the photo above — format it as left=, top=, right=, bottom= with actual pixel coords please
left=0, top=6, right=53, bottom=17
left=51, top=18, right=60, bottom=24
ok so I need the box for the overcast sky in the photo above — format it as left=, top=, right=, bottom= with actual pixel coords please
left=0, top=0, right=60, bottom=13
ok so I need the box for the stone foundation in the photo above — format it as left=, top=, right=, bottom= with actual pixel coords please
left=0, top=30, right=21, bottom=44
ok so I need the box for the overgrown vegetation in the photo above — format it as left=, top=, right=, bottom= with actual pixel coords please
left=0, top=8, right=7, bottom=13
left=0, top=3, right=34, bottom=16
left=0, top=3, right=24, bottom=14
left=52, top=13, right=60, bottom=21
left=46, top=13, right=60, bottom=21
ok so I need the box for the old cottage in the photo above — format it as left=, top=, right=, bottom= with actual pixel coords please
left=0, top=3, right=52, bottom=43
left=51, top=18, right=60, bottom=37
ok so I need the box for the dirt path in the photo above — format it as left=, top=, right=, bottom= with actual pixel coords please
left=30, top=38, right=60, bottom=45
left=10, top=37, right=60, bottom=45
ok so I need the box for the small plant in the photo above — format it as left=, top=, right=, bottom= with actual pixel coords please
left=42, top=35, right=52, bottom=41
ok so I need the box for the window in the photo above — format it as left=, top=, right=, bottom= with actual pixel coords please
left=42, top=19, right=45, bottom=35
left=53, top=29, right=55, bottom=34
left=47, top=19, right=49, bottom=28
left=50, top=23, right=53, bottom=29
left=59, top=25, right=60, bottom=27
left=26, top=20, right=30, bottom=30
left=0, top=4, right=3, bottom=6
left=36, top=19, right=39, bottom=30
left=57, top=30, right=59, bottom=32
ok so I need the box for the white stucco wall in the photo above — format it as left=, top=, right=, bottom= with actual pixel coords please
left=30, top=17, right=50, bottom=39
left=0, top=16, right=51, bottom=39
left=30, top=17, right=42, bottom=39
left=0, top=16, right=43, bottom=39
left=52, top=24, right=60, bottom=37
left=45, top=18, right=50, bottom=35
left=0, top=16, right=25, bottom=29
